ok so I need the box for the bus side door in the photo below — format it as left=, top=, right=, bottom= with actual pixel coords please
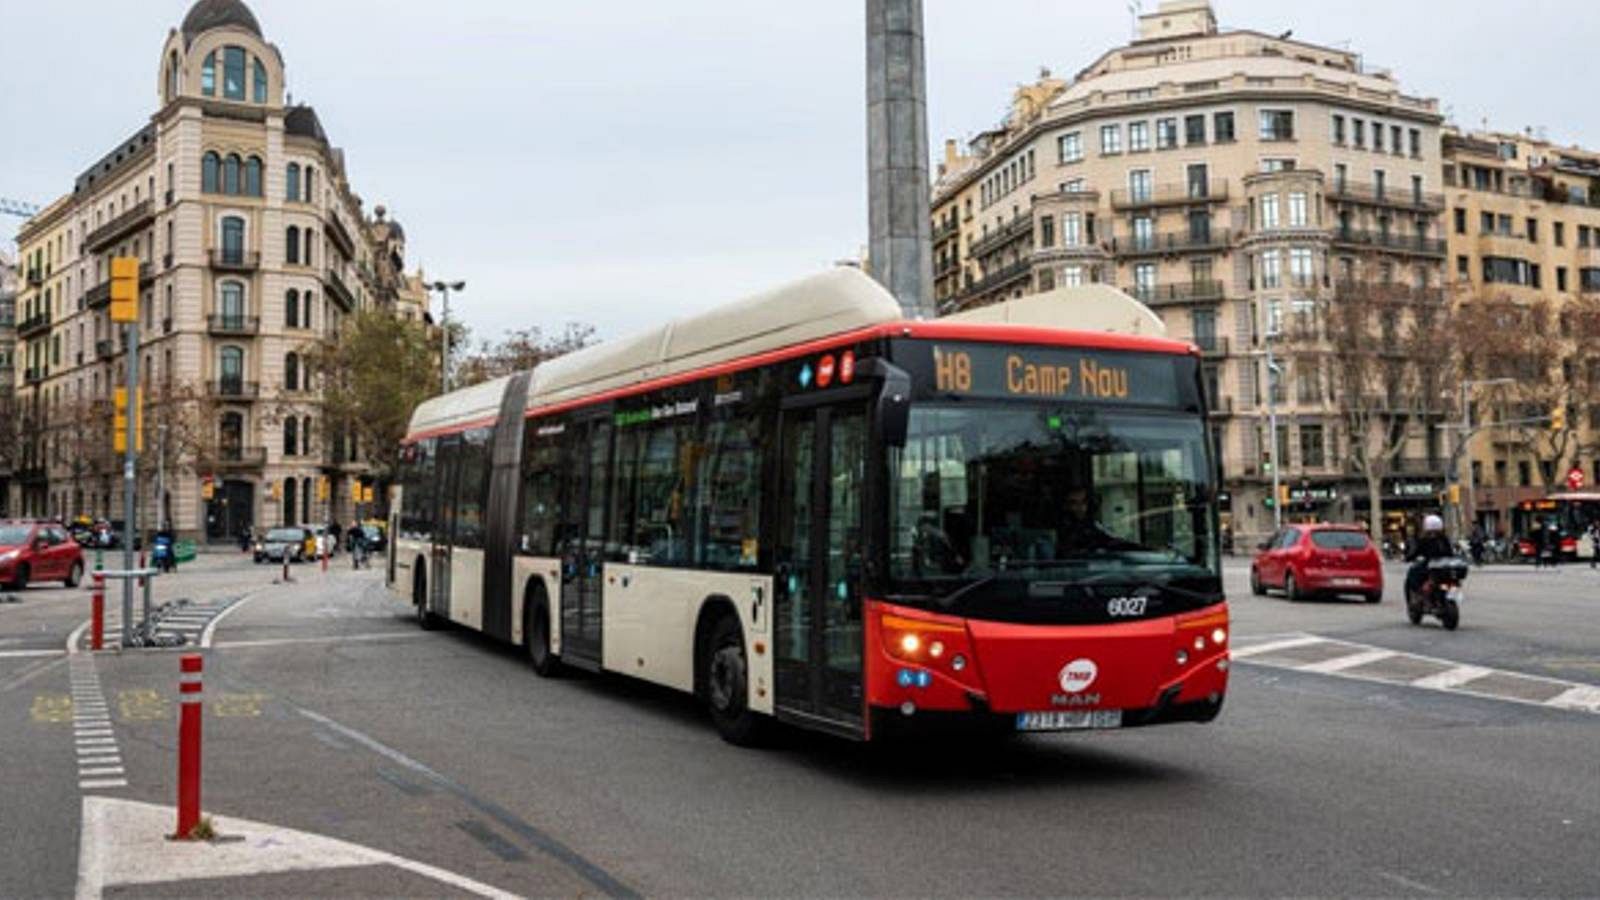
left=429, top=433, right=463, bottom=620
left=774, top=397, right=869, bottom=731
left=558, top=416, right=611, bottom=667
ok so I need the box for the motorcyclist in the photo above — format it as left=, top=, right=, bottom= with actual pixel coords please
left=1405, top=514, right=1454, bottom=598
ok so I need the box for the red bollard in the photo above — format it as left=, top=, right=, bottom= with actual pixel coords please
left=90, top=574, right=105, bottom=651
left=175, top=654, right=203, bottom=839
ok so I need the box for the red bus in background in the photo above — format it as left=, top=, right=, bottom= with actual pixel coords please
left=1512, top=493, right=1600, bottom=561
left=390, top=269, right=1227, bottom=744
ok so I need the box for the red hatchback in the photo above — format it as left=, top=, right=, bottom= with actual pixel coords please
left=1250, top=524, right=1383, bottom=603
left=0, top=521, right=86, bottom=590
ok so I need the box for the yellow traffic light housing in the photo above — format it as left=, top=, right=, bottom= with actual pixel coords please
left=317, top=476, right=330, bottom=502
left=109, top=257, right=140, bottom=324
left=112, top=387, right=143, bottom=453
left=1550, top=405, right=1566, bottom=432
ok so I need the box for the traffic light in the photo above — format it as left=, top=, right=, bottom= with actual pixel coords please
left=109, top=256, right=139, bottom=323
left=1448, top=484, right=1461, bottom=505
left=349, top=480, right=363, bottom=503
left=317, top=476, right=330, bottom=502
left=112, top=387, right=143, bottom=453
left=201, top=477, right=215, bottom=500
left=1278, top=484, right=1291, bottom=508
left=361, top=486, right=374, bottom=504
left=269, top=480, right=282, bottom=501
left=1550, top=405, right=1566, bottom=432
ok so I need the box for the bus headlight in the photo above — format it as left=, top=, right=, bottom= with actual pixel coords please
left=1212, top=627, right=1227, bottom=646
left=899, top=633, right=921, bottom=655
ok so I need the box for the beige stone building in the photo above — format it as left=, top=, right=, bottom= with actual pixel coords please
left=8, top=0, right=430, bottom=542
left=0, top=250, right=15, bottom=515
left=1442, top=129, right=1600, bottom=533
left=931, top=0, right=1449, bottom=546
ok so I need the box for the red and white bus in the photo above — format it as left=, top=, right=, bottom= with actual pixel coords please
left=1511, top=492, right=1600, bottom=560
left=388, top=268, right=1229, bottom=743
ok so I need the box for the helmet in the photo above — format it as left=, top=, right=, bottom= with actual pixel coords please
left=1423, top=514, right=1444, bottom=532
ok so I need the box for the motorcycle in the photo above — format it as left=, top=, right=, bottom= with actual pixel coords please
left=1406, top=557, right=1469, bottom=631
left=151, top=533, right=177, bottom=573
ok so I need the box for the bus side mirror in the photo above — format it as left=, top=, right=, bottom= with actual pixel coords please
left=857, top=358, right=911, bottom=448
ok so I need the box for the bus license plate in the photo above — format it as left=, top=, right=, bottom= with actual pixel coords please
left=1016, top=710, right=1123, bottom=732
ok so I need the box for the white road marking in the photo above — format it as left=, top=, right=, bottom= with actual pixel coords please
left=1229, top=634, right=1324, bottom=658
left=215, top=631, right=426, bottom=650
left=200, top=595, right=254, bottom=648
left=0, top=648, right=65, bottom=659
left=1547, top=684, right=1600, bottom=713
left=1411, top=665, right=1492, bottom=690
left=79, top=767, right=125, bottom=777
left=1299, top=649, right=1396, bottom=674
left=76, top=797, right=520, bottom=900
left=79, top=779, right=128, bottom=790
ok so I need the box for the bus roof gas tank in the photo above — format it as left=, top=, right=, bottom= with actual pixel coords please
left=942, top=285, right=1167, bottom=339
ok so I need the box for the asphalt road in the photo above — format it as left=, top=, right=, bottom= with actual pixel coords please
left=2, top=552, right=1597, bottom=897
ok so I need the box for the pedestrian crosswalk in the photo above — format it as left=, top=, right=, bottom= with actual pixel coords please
left=1232, top=633, right=1600, bottom=715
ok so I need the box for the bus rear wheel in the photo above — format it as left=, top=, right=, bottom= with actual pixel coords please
left=525, top=594, right=561, bottom=677
left=414, top=565, right=438, bottom=631
left=705, top=615, right=765, bottom=746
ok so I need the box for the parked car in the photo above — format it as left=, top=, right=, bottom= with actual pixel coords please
left=254, top=527, right=309, bottom=564
left=1250, top=523, right=1383, bottom=603
left=0, top=520, right=87, bottom=590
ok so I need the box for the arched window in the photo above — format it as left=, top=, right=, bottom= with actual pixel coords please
left=304, top=166, right=315, bottom=203
left=283, top=476, right=297, bottom=525
left=285, top=289, right=300, bottom=328
left=220, top=216, right=245, bottom=266
left=304, top=292, right=316, bottom=330
left=302, top=415, right=313, bottom=457
left=201, top=52, right=216, bottom=96
left=304, top=229, right=314, bottom=267
left=219, top=412, right=244, bottom=458
left=285, top=226, right=300, bottom=265
left=244, top=156, right=262, bottom=196
left=302, top=478, right=313, bottom=524
left=219, top=346, right=244, bottom=395
left=285, top=352, right=299, bottom=391
left=283, top=417, right=298, bottom=456
left=285, top=163, right=300, bottom=201
left=252, top=57, right=267, bottom=103
left=167, top=52, right=179, bottom=101
left=219, top=281, right=245, bottom=323
left=202, top=152, right=220, bottom=193
left=223, top=46, right=246, bottom=100
left=223, top=154, right=242, bottom=194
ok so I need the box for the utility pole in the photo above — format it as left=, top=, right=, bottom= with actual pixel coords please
left=109, top=257, right=141, bottom=645
left=865, top=0, right=935, bottom=317
left=429, top=280, right=465, bottom=393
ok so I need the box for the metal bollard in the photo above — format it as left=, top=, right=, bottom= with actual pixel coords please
left=175, top=654, right=203, bottom=838
left=91, top=573, right=106, bottom=652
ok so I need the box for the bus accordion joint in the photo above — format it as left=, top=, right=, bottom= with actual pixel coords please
left=853, top=357, right=912, bottom=447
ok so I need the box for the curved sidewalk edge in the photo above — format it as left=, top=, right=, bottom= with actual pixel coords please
left=76, top=796, right=520, bottom=900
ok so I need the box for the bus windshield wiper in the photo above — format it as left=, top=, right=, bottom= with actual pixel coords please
left=932, top=573, right=999, bottom=610
left=1072, top=570, right=1223, bottom=605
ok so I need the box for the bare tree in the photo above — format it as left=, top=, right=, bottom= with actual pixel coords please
left=1304, top=278, right=1459, bottom=541
left=454, top=322, right=596, bottom=388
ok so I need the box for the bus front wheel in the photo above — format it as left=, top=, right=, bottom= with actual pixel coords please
left=705, top=615, right=765, bottom=746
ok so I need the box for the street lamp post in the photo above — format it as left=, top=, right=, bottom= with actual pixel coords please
left=428, top=280, right=465, bottom=393
left=1454, top=377, right=1515, bottom=539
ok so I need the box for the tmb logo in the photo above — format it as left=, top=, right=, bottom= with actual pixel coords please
left=1058, top=658, right=1098, bottom=694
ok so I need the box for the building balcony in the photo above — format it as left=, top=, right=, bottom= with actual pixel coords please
left=327, top=214, right=356, bottom=261
left=26, top=268, right=44, bottom=287
left=84, top=199, right=154, bottom=254
left=932, top=219, right=960, bottom=245
left=207, top=379, right=260, bottom=401
left=934, top=257, right=960, bottom=278
left=1125, top=280, right=1226, bottom=306
left=324, top=269, right=356, bottom=312
left=16, top=464, right=47, bottom=484
left=1331, top=229, right=1446, bottom=258
left=85, top=262, right=154, bottom=310
left=1109, top=179, right=1228, bottom=210
left=207, top=314, right=260, bottom=336
left=206, top=446, right=268, bottom=470
left=18, top=312, right=51, bottom=339
left=1110, top=229, right=1233, bottom=258
left=1327, top=181, right=1444, bottom=213
left=23, top=366, right=45, bottom=385
left=969, top=216, right=1033, bottom=258
left=95, top=339, right=118, bottom=360
left=209, top=249, right=261, bottom=272
left=959, top=259, right=1032, bottom=300
left=1195, top=335, right=1230, bottom=357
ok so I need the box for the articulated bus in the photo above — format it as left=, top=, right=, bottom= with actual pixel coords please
left=387, top=268, right=1228, bottom=743
left=1511, top=492, right=1600, bottom=560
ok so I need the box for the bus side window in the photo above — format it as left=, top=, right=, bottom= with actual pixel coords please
left=520, top=424, right=564, bottom=556
left=697, top=411, right=762, bottom=569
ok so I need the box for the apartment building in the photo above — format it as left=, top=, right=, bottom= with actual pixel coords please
left=0, top=251, right=15, bottom=515
left=1443, top=129, right=1600, bottom=532
left=8, top=0, right=428, bottom=542
left=930, top=0, right=1448, bottom=545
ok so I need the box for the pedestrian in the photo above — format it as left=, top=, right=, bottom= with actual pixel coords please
left=1587, top=521, right=1600, bottom=570
left=328, top=520, right=343, bottom=557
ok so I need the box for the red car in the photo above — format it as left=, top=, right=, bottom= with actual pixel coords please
left=1250, top=524, right=1383, bottom=603
left=0, top=521, right=86, bottom=590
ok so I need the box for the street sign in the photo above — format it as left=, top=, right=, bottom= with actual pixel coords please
left=1567, top=467, right=1585, bottom=491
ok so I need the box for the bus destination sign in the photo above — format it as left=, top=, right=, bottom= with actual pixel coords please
left=908, top=342, right=1192, bottom=408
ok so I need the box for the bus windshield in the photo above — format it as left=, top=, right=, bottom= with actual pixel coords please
left=887, top=403, right=1219, bottom=622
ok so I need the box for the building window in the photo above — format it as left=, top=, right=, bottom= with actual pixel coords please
left=222, top=154, right=241, bottom=195
left=1039, top=215, right=1055, bottom=248
left=1061, top=178, right=1085, bottom=193
left=285, top=353, right=300, bottom=392
left=245, top=156, right=262, bottom=197
left=1332, top=114, right=1346, bottom=145
left=1454, top=208, right=1467, bottom=234
left=1156, top=118, right=1178, bottom=149
left=1213, top=111, right=1235, bottom=143
left=220, top=216, right=245, bottom=265
left=1037, top=269, right=1055, bottom=291
left=1288, top=192, right=1307, bottom=227
left=1557, top=267, right=1568, bottom=292
left=222, top=46, right=247, bottom=101
left=1260, top=193, right=1280, bottom=230
left=252, top=57, right=268, bottom=103
left=302, top=416, right=313, bottom=456
left=305, top=166, right=315, bottom=203
left=201, top=52, right=216, bottom=95
left=1187, top=163, right=1209, bottom=198
left=1333, top=163, right=1347, bottom=191
left=1300, top=424, right=1326, bottom=467
left=1373, top=122, right=1385, bottom=152
left=1131, top=215, right=1154, bottom=251
left=202, top=152, right=220, bottom=193
left=1128, top=169, right=1152, bottom=203
left=1062, top=212, right=1082, bottom=246
left=286, top=289, right=300, bottom=328
left=1185, top=114, right=1206, bottom=145
left=1390, top=125, right=1403, bottom=156
left=1555, top=222, right=1565, bottom=246
left=303, top=229, right=314, bottom=267
left=1527, top=218, right=1539, bottom=243
left=286, top=226, right=300, bottom=265
left=1058, top=131, right=1082, bottom=163
left=1128, top=121, right=1150, bottom=152
left=284, top=417, right=298, bottom=457
left=1409, top=128, right=1422, bottom=158
left=1258, top=109, right=1294, bottom=141
left=1063, top=265, right=1084, bottom=287
left=219, top=346, right=244, bottom=393
left=219, top=280, right=246, bottom=323
left=1262, top=250, right=1282, bottom=289
left=1100, top=124, right=1122, bottom=155
left=1134, top=263, right=1157, bottom=300
left=1352, top=119, right=1365, bottom=148
left=1290, top=247, right=1314, bottom=287
left=286, top=163, right=301, bottom=201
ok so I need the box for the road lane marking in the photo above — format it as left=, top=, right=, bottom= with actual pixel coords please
left=1229, top=634, right=1323, bottom=658
left=1547, top=684, right=1600, bottom=713
left=1298, top=649, right=1397, bottom=674
left=68, top=654, right=128, bottom=794
left=0, top=648, right=65, bottom=659
left=79, top=767, right=125, bottom=777
left=200, top=594, right=254, bottom=648
left=78, top=778, right=128, bottom=790
left=213, top=631, right=427, bottom=650
left=1411, top=665, right=1492, bottom=690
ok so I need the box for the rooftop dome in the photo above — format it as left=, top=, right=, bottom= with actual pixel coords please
left=181, top=0, right=262, bottom=44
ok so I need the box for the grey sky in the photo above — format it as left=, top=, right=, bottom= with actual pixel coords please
left=3, top=1, right=1595, bottom=345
